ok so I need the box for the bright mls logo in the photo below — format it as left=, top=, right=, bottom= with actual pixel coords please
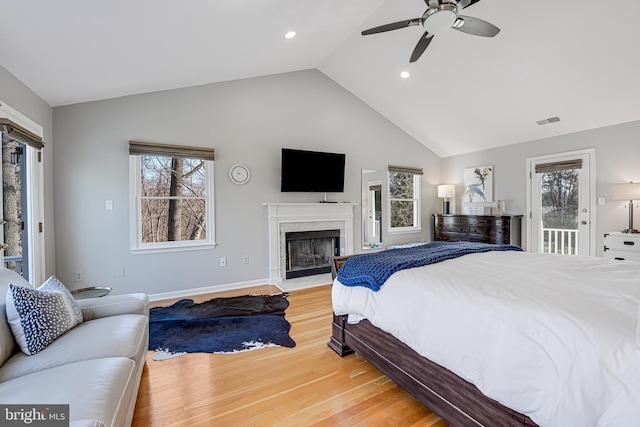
left=1, top=405, right=69, bottom=426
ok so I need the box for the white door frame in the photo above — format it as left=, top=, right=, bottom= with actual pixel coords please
left=525, top=148, right=596, bottom=256
left=0, top=100, right=45, bottom=283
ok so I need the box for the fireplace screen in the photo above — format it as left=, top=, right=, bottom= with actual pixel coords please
left=285, top=230, right=340, bottom=279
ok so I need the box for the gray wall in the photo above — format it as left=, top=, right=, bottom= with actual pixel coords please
left=440, top=120, right=640, bottom=255
left=9, top=56, right=634, bottom=293
left=0, top=65, right=55, bottom=276
left=53, top=70, right=441, bottom=295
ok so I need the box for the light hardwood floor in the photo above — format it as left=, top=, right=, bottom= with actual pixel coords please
left=133, top=284, right=448, bottom=427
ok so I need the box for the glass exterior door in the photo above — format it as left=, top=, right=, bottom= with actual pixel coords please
left=530, top=152, right=593, bottom=256
left=0, top=135, right=27, bottom=277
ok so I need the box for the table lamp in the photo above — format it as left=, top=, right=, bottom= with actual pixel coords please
left=612, top=182, right=640, bottom=233
left=437, top=185, right=455, bottom=215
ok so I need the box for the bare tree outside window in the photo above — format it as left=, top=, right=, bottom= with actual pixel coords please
left=540, top=169, right=579, bottom=254
left=389, top=171, right=417, bottom=228
left=1, top=133, right=23, bottom=274
left=140, top=155, right=206, bottom=243
left=541, top=170, right=579, bottom=230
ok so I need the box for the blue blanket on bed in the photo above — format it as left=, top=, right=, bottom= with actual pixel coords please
left=337, top=241, right=522, bottom=291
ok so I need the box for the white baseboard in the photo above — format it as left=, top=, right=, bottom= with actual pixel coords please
left=147, top=273, right=333, bottom=301
left=148, top=278, right=279, bottom=302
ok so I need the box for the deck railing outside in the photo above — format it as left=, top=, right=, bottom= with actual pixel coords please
left=542, top=228, right=579, bottom=255
left=3, top=256, right=23, bottom=276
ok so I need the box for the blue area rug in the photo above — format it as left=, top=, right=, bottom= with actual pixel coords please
left=149, top=293, right=296, bottom=360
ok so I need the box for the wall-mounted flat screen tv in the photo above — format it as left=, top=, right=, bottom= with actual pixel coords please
left=281, top=148, right=346, bottom=192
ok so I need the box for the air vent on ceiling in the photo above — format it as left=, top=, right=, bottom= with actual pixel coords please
left=536, top=116, right=561, bottom=126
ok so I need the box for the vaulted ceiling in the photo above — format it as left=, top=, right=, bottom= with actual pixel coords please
left=1, top=0, right=639, bottom=157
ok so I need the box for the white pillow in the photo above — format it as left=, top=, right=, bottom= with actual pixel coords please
left=6, top=276, right=83, bottom=355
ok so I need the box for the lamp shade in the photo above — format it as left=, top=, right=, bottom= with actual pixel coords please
left=612, top=182, right=640, bottom=201
left=437, top=184, right=455, bottom=198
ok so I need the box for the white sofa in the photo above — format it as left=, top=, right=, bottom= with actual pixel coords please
left=0, top=268, right=149, bottom=427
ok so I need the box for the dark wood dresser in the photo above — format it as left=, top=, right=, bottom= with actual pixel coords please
left=433, top=214, right=522, bottom=247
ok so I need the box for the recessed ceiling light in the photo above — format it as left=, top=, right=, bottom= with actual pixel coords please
left=400, top=71, right=410, bottom=79
left=284, top=31, right=296, bottom=39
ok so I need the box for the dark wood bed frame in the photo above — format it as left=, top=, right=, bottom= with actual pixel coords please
left=328, top=255, right=538, bottom=427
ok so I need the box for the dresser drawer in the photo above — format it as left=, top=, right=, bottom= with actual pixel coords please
left=604, top=249, right=640, bottom=262
left=440, top=216, right=465, bottom=226
left=437, top=232, right=468, bottom=242
left=604, top=234, right=640, bottom=251
left=466, top=218, right=499, bottom=226
left=438, top=224, right=466, bottom=233
left=470, top=228, right=508, bottom=244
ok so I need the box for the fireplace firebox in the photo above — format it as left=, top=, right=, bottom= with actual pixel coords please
left=285, top=230, right=340, bottom=279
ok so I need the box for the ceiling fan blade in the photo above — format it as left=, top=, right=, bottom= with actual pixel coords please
left=453, top=15, right=500, bottom=37
left=362, top=18, right=421, bottom=36
left=457, top=0, right=482, bottom=9
left=409, top=32, right=434, bottom=63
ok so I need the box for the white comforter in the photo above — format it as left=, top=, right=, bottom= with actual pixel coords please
left=332, top=251, right=640, bottom=427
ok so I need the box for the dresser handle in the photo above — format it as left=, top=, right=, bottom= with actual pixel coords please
left=623, top=241, right=635, bottom=246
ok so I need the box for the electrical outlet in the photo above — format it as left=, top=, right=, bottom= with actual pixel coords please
left=242, top=255, right=249, bottom=264
left=219, top=257, right=227, bottom=267
left=74, top=271, right=84, bottom=282
left=598, top=197, right=606, bottom=206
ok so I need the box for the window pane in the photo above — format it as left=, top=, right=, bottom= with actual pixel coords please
left=390, top=200, right=414, bottom=228
left=141, top=196, right=207, bottom=242
left=389, top=172, right=414, bottom=198
left=141, top=156, right=205, bottom=198
left=540, top=170, right=579, bottom=230
left=1, top=136, right=24, bottom=274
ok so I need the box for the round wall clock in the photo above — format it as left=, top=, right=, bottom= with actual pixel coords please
left=229, top=164, right=251, bottom=185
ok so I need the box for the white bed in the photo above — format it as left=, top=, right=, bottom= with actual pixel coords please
left=332, top=250, right=640, bottom=427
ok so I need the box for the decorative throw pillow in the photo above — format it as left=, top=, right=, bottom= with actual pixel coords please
left=6, top=276, right=84, bottom=355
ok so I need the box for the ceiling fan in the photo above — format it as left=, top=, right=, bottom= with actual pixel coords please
left=361, top=0, right=500, bottom=63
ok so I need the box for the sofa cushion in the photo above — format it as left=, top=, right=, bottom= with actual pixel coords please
left=6, top=276, right=83, bottom=355
left=0, top=268, right=32, bottom=366
left=77, top=293, right=150, bottom=320
left=0, top=357, right=137, bottom=427
left=0, top=313, right=148, bottom=382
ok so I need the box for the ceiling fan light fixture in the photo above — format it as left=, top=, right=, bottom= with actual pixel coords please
left=424, top=4, right=459, bottom=35
left=284, top=31, right=296, bottom=39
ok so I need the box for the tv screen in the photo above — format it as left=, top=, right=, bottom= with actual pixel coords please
left=281, top=148, right=346, bottom=192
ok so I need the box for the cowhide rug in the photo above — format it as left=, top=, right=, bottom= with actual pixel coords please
left=149, top=293, right=296, bottom=360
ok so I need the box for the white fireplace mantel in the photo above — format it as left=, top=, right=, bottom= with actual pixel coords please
left=264, top=203, right=357, bottom=284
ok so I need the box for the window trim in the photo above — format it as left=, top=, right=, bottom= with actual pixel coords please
left=129, top=154, right=216, bottom=254
left=387, top=168, right=422, bottom=234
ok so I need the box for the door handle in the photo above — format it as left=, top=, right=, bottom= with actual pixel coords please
left=0, top=244, right=7, bottom=250
left=581, top=220, right=587, bottom=225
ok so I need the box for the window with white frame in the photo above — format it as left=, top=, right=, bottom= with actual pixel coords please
left=129, top=141, right=215, bottom=252
left=388, top=165, right=422, bottom=233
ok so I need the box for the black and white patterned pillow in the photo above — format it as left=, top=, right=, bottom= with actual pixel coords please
left=6, top=276, right=84, bottom=355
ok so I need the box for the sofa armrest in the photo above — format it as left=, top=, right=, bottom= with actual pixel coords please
left=76, top=293, right=149, bottom=321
